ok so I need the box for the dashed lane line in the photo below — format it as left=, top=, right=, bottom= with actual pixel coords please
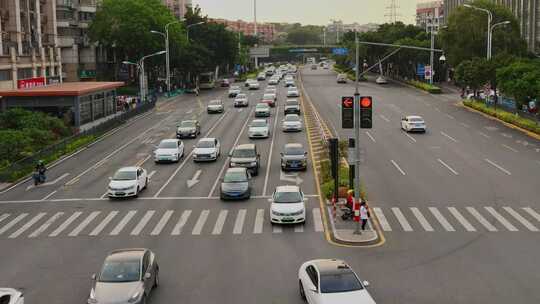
left=390, top=160, right=406, bottom=176
left=437, top=159, right=459, bottom=175
left=262, top=106, right=280, bottom=196
left=484, top=158, right=512, bottom=175
left=440, top=131, right=458, bottom=143
left=365, top=131, right=376, bottom=143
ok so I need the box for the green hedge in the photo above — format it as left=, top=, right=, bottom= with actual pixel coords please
left=407, top=80, right=442, bottom=94
left=333, top=65, right=367, bottom=81
left=463, top=100, right=540, bottom=135
left=236, top=68, right=263, bottom=82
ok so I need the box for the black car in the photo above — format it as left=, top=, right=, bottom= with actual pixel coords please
left=281, top=143, right=308, bottom=171
left=176, top=120, right=201, bottom=139
left=229, top=143, right=260, bottom=175
left=284, top=99, right=301, bottom=115
left=220, top=168, right=251, bottom=200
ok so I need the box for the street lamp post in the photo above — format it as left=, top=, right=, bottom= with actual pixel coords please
left=122, top=50, right=166, bottom=103
left=151, top=21, right=181, bottom=93
left=464, top=4, right=492, bottom=59
left=186, top=22, right=205, bottom=42
left=489, top=21, right=511, bottom=59
left=353, top=30, right=361, bottom=234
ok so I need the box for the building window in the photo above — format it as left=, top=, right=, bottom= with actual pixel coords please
left=0, top=70, right=12, bottom=81
left=80, top=97, right=93, bottom=125
left=17, top=68, right=33, bottom=79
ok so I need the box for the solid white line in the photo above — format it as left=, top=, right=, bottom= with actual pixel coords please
left=440, top=131, right=458, bottom=142
left=110, top=210, right=137, bottom=235
left=466, top=207, right=497, bottom=232
left=41, top=190, right=57, bottom=201
left=233, top=209, right=247, bottom=234
left=254, top=209, right=265, bottom=234
left=212, top=210, right=228, bottom=235
left=0, top=214, right=9, bottom=225
left=502, top=144, right=518, bottom=153
left=68, top=211, right=101, bottom=236
left=9, top=212, right=47, bottom=238
left=379, top=114, right=390, bottom=122
left=503, top=207, right=538, bottom=231
left=208, top=109, right=253, bottom=197
left=404, top=133, right=417, bottom=143
left=272, top=224, right=283, bottom=233
left=89, top=211, right=118, bottom=236
left=448, top=207, right=476, bottom=231
left=372, top=208, right=391, bottom=231
left=391, top=207, right=412, bottom=231
left=312, top=208, right=324, bottom=232
left=150, top=210, right=174, bottom=235
left=262, top=106, right=280, bottom=196
left=148, top=170, right=157, bottom=180
left=410, top=207, right=434, bottom=231
left=171, top=210, right=192, bottom=235
left=484, top=158, right=512, bottom=175
left=130, top=210, right=155, bottom=235
left=437, top=159, right=459, bottom=175
left=192, top=210, right=209, bottom=235
left=446, top=114, right=455, bottom=120
left=429, top=207, right=455, bottom=231
left=154, top=111, right=229, bottom=197
left=478, top=132, right=491, bottom=138
left=390, top=160, right=406, bottom=176
left=485, top=207, right=517, bottom=231
left=460, top=122, right=470, bottom=128
left=0, top=213, right=28, bottom=235
left=28, top=212, right=64, bottom=238
left=365, top=131, right=376, bottom=143
left=522, top=207, right=540, bottom=223
left=49, top=212, right=82, bottom=237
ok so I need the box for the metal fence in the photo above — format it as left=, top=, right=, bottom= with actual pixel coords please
left=0, top=101, right=156, bottom=183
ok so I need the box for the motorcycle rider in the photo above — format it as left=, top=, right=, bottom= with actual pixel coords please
left=35, top=160, right=47, bottom=184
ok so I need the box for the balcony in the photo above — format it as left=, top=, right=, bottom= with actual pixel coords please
left=79, top=0, right=97, bottom=13
left=57, top=35, right=75, bottom=47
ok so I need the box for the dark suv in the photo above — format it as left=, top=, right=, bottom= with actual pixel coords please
left=280, top=143, right=308, bottom=171
left=284, top=99, right=301, bottom=115
left=229, top=143, right=261, bottom=176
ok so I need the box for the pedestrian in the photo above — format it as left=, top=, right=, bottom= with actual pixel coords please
left=360, top=201, right=369, bottom=231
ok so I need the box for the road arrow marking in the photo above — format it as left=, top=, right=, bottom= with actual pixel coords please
left=26, top=173, right=70, bottom=191
left=187, top=170, right=202, bottom=188
left=186, top=109, right=193, bottom=114
left=279, top=171, right=303, bottom=185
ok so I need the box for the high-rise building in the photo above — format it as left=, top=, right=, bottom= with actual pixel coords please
left=417, top=1, right=444, bottom=33
left=163, top=0, right=192, bottom=19
left=0, top=0, right=63, bottom=90
left=443, top=0, right=540, bottom=53
left=212, top=18, right=275, bottom=42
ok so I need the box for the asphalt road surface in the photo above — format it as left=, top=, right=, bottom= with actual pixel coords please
left=0, top=67, right=539, bottom=304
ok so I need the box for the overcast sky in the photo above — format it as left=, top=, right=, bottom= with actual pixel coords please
left=193, top=0, right=418, bottom=25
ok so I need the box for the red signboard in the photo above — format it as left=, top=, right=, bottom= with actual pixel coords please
left=17, top=77, right=46, bottom=89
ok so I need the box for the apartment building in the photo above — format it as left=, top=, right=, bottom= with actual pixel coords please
left=417, top=1, right=444, bottom=33
left=163, top=0, right=192, bottom=19
left=0, top=0, right=62, bottom=90
left=212, top=18, right=275, bottom=42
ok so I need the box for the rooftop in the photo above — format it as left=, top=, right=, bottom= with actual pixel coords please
left=0, top=82, right=124, bottom=97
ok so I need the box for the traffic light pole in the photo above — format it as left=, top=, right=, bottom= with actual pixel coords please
left=354, top=31, right=361, bottom=235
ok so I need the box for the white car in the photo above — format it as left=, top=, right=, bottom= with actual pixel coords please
left=193, top=138, right=221, bottom=162
left=248, top=81, right=260, bottom=90
left=255, top=103, right=271, bottom=117
left=287, top=87, right=300, bottom=97
left=266, top=85, right=277, bottom=90
left=245, top=78, right=256, bottom=87
left=285, top=79, right=295, bottom=87
left=282, top=114, right=303, bottom=132
left=269, top=185, right=306, bottom=224
left=298, top=259, right=376, bottom=304
left=375, top=76, right=388, bottom=84
left=154, top=139, right=184, bottom=163
left=401, top=115, right=426, bottom=132
left=207, top=100, right=224, bottom=113
left=257, top=73, right=266, bottom=81
left=228, top=85, right=241, bottom=97
left=0, top=288, right=24, bottom=304
left=248, top=119, right=270, bottom=139
left=108, top=166, right=148, bottom=198
left=268, top=78, right=279, bottom=85
left=234, top=93, right=249, bottom=107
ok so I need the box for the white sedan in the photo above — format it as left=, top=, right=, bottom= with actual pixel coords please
left=248, top=81, right=260, bottom=90
left=193, top=138, right=221, bottom=162
left=287, top=87, right=300, bottom=97
left=401, top=115, right=426, bottom=132
left=154, top=139, right=184, bottom=163
left=248, top=119, right=270, bottom=139
left=108, top=166, right=148, bottom=198
left=269, top=185, right=306, bottom=224
left=298, top=259, right=375, bottom=304
left=282, top=114, right=303, bottom=132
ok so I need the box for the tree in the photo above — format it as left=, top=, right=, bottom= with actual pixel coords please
left=455, top=58, right=491, bottom=92
left=497, top=59, right=540, bottom=107
left=286, top=26, right=323, bottom=45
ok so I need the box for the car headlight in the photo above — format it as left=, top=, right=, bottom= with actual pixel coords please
left=272, top=210, right=282, bottom=216
left=128, top=291, right=141, bottom=303
left=230, top=162, right=237, bottom=167
left=291, top=210, right=304, bottom=216
left=250, top=162, right=257, bottom=166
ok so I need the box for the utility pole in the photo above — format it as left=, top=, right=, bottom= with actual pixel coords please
left=323, top=27, right=326, bottom=46
left=353, top=30, right=361, bottom=234
left=429, top=26, right=434, bottom=85
left=253, top=0, right=257, bottom=37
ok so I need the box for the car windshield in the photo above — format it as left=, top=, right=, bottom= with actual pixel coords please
left=231, top=86, right=239, bottom=90
left=209, top=100, right=221, bottom=105
left=263, top=94, right=274, bottom=99
left=223, top=171, right=247, bottom=182
left=180, top=121, right=195, bottom=128
left=256, top=104, right=269, bottom=109
left=236, top=94, right=246, bottom=99
left=320, top=272, right=363, bottom=293
left=112, top=171, right=136, bottom=181
left=285, top=146, right=304, bottom=155
left=409, top=118, right=424, bottom=122
left=274, top=190, right=302, bottom=203
left=286, top=100, right=299, bottom=105
left=288, top=88, right=297, bottom=91
left=99, top=260, right=141, bottom=283
left=197, top=141, right=215, bottom=148
left=158, top=141, right=177, bottom=149
left=285, top=115, right=299, bottom=121
left=251, top=120, right=267, bottom=127
left=233, top=148, right=256, bottom=158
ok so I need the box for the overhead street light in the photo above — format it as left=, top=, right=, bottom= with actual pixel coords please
left=152, top=20, right=182, bottom=93
left=463, top=4, right=493, bottom=59
left=123, top=50, right=166, bottom=102
left=186, top=21, right=205, bottom=41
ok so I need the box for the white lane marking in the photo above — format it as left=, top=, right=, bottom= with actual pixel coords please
left=445, top=114, right=455, bottom=120
left=391, top=208, right=412, bottom=231
left=478, top=132, right=491, bottom=138
left=502, top=144, right=518, bottom=153
left=313, top=208, right=324, bottom=232
left=192, top=210, right=210, bottom=235
left=272, top=224, right=283, bottom=233
left=90, top=211, right=118, bottom=236
left=404, top=133, right=417, bottom=143
left=372, top=208, right=391, bottom=231
left=233, top=209, right=247, bottom=234
left=379, top=114, right=390, bottom=122
left=466, top=207, right=497, bottom=231
left=0, top=213, right=28, bottom=235
left=28, top=212, right=64, bottom=238
left=41, top=190, right=57, bottom=201
left=429, top=207, right=455, bottom=231
left=437, top=158, right=459, bottom=175
left=365, top=131, right=376, bottom=143
left=49, top=212, right=82, bottom=237
left=135, top=154, right=152, bottom=166
left=148, top=170, right=157, bottom=180
left=253, top=209, right=265, bottom=234
left=0, top=214, right=10, bottom=225
left=110, top=210, right=137, bottom=235
left=484, top=207, right=518, bottom=231
left=154, top=111, right=229, bottom=197
left=410, top=207, right=434, bottom=231
left=435, top=107, right=441, bottom=112
left=130, top=210, right=155, bottom=235
left=390, top=160, right=406, bottom=176
left=186, top=170, right=202, bottom=188
left=440, top=131, right=458, bottom=142
left=484, top=159, right=512, bottom=175
left=294, top=224, right=304, bottom=232
left=522, top=207, right=540, bottom=222
left=460, top=122, right=470, bottom=128
left=100, top=191, right=109, bottom=199
left=212, top=210, right=228, bottom=235
left=150, top=210, right=174, bottom=235
left=26, top=173, right=71, bottom=191
left=68, top=211, right=101, bottom=236
left=262, top=106, right=280, bottom=196
left=171, top=210, right=192, bottom=235
left=503, top=207, right=538, bottom=231
left=208, top=109, right=254, bottom=197
left=9, top=212, right=47, bottom=238
left=186, top=109, right=193, bottom=114
left=448, top=207, right=476, bottom=231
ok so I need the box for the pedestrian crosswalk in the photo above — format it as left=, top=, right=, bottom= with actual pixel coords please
left=372, top=206, right=540, bottom=232
left=0, top=208, right=325, bottom=240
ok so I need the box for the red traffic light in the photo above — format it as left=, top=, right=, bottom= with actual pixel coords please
left=342, top=96, right=354, bottom=108
left=360, top=97, right=372, bottom=108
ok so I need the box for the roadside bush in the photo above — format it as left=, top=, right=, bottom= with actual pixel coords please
left=407, top=80, right=442, bottom=94
left=463, top=100, right=540, bottom=134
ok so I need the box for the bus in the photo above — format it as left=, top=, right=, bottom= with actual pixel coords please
left=199, top=72, right=216, bottom=89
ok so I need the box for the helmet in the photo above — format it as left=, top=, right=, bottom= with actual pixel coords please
left=37, top=160, right=44, bottom=165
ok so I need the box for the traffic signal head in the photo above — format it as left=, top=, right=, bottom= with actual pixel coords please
left=360, top=96, right=372, bottom=129
left=341, top=96, right=354, bottom=129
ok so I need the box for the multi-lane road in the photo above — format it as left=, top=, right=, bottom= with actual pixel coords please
left=0, top=65, right=539, bottom=303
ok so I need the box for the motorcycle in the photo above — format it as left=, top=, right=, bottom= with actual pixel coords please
left=32, top=171, right=46, bottom=186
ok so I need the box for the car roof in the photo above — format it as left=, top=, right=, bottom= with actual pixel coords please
left=199, top=137, right=215, bottom=142
left=310, top=259, right=354, bottom=276
left=285, top=143, right=303, bottom=149
left=406, top=115, right=423, bottom=120
left=181, top=119, right=197, bottom=123
left=159, top=139, right=178, bottom=143
left=210, top=99, right=222, bottom=103
left=256, top=103, right=269, bottom=107
left=252, top=119, right=267, bottom=123
left=226, top=167, right=248, bottom=174
left=285, top=114, right=300, bottom=118
left=275, top=185, right=300, bottom=192
left=117, top=166, right=139, bottom=172
left=107, top=248, right=147, bottom=262
left=235, top=143, right=256, bottom=150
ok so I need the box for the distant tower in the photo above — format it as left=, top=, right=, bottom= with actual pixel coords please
left=385, top=0, right=400, bottom=23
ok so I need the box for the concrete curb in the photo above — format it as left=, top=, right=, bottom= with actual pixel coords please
left=325, top=205, right=381, bottom=246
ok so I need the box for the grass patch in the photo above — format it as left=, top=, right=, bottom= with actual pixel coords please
left=319, top=160, right=367, bottom=200
left=463, top=100, right=540, bottom=135
left=407, top=80, right=442, bottom=94
left=236, top=68, right=264, bottom=82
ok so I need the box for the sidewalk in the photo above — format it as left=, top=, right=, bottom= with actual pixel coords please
left=326, top=199, right=380, bottom=245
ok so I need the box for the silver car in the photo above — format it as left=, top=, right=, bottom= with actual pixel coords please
left=88, top=248, right=159, bottom=304
left=234, top=93, right=249, bottom=107
left=281, top=143, right=308, bottom=171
